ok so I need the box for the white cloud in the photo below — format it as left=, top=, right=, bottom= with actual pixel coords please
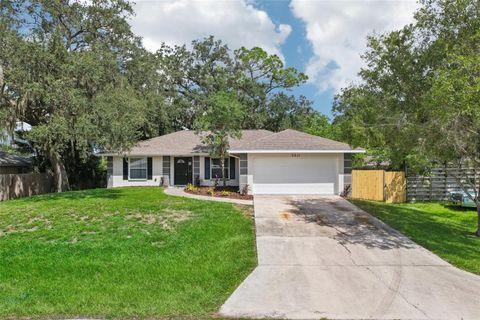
left=290, top=0, right=419, bottom=92
left=130, top=0, right=291, bottom=59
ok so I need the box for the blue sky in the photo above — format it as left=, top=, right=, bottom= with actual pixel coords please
left=256, top=0, right=335, bottom=116
left=130, top=0, right=419, bottom=118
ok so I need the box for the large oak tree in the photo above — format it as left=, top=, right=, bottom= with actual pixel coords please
left=156, top=36, right=312, bottom=132
left=0, top=0, right=150, bottom=191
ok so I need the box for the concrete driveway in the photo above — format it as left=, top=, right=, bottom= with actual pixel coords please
left=219, top=195, right=480, bottom=319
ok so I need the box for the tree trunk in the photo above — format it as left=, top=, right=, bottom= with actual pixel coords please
left=48, top=148, right=70, bottom=192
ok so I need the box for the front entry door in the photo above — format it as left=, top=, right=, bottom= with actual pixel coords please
left=174, top=157, right=192, bottom=185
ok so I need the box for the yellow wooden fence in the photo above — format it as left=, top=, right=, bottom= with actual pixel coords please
left=351, top=170, right=406, bottom=203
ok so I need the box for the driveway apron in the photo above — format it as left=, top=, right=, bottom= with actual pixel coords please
left=219, top=195, right=480, bottom=320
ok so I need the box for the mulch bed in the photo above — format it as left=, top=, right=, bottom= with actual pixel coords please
left=184, top=186, right=253, bottom=200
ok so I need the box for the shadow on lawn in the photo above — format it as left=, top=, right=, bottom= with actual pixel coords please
left=288, top=197, right=416, bottom=250
left=18, top=187, right=124, bottom=203
left=352, top=200, right=480, bottom=270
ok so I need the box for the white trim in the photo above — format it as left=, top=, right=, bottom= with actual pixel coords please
left=99, top=153, right=209, bottom=157
left=250, top=153, right=340, bottom=195
left=99, top=150, right=365, bottom=156
left=128, top=157, right=148, bottom=181
left=228, top=149, right=365, bottom=154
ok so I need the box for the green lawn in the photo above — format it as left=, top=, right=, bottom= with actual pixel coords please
left=351, top=200, right=480, bottom=275
left=0, top=187, right=256, bottom=319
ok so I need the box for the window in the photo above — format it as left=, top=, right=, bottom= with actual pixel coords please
left=344, top=153, right=352, bottom=174
left=211, top=158, right=229, bottom=179
left=129, top=157, right=147, bottom=180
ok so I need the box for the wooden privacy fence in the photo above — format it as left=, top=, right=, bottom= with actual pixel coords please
left=351, top=169, right=406, bottom=203
left=0, top=172, right=54, bottom=201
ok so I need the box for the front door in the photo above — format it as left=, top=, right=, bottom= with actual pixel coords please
left=174, top=157, right=192, bottom=185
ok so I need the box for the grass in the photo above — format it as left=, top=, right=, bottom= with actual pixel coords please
left=0, top=187, right=257, bottom=319
left=351, top=200, right=480, bottom=275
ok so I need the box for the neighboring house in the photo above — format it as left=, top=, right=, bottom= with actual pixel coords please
left=357, top=155, right=391, bottom=169
left=0, top=151, right=32, bottom=174
left=0, top=121, right=32, bottom=147
left=103, top=129, right=364, bottom=195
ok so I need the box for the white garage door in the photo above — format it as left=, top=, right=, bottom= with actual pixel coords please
left=252, top=154, right=338, bottom=195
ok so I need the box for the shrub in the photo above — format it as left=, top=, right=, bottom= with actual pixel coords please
left=221, top=190, right=230, bottom=197
left=185, top=183, right=197, bottom=192
left=240, top=184, right=249, bottom=195
left=207, top=188, right=215, bottom=196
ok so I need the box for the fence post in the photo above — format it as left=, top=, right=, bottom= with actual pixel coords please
left=383, top=170, right=386, bottom=202
left=444, top=163, right=448, bottom=201
left=428, top=176, right=433, bottom=201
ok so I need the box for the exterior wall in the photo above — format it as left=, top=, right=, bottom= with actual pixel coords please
left=170, top=156, right=174, bottom=185
left=237, top=154, right=249, bottom=194
left=193, top=156, right=200, bottom=184
left=338, top=153, right=345, bottom=194
left=110, top=155, right=239, bottom=188
left=162, top=156, right=171, bottom=186
left=339, top=153, right=352, bottom=195
left=249, top=153, right=343, bottom=195
left=109, top=153, right=351, bottom=194
left=110, top=156, right=163, bottom=187
left=199, top=155, right=204, bottom=181
left=107, top=157, right=113, bottom=188
left=247, top=154, right=254, bottom=194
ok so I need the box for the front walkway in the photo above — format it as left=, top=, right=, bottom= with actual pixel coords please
left=219, top=195, right=480, bottom=320
left=164, top=187, right=253, bottom=206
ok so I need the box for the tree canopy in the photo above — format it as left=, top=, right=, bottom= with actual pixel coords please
left=332, top=0, right=480, bottom=235
left=0, top=0, right=324, bottom=192
left=0, top=0, right=150, bottom=190
left=194, top=91, right=245, bottom=187
left=155, top=36, right=311, bottom=133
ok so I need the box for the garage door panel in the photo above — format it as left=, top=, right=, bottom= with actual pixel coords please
left=252, top=154, right=338, bottom=195
left=253, top=183, right=335, bottom=195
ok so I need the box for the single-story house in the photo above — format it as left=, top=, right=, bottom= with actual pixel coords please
left=103, top=129, right=364, bottom=195
left=0, top=151, right=32, bottom=174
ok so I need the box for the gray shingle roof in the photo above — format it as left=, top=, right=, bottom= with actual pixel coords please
left=107, top=129, right=361, bottom=156
left=0, top=152, right=32, bottom=167
left=230, top=129, right=360, bottom=151
left=122, top=130, right=274, bottom=156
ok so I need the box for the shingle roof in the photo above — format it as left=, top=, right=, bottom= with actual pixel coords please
left=230, top=129, right=360, bottom=152
left=0, top=152, right=32, bottom=167
left=106, top=129, right=362, bottom=156
left=121, top=130, right=274, bottom=156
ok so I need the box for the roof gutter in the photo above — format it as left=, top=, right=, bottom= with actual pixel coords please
left=96, top=152, right=211, bottom=157
left=97, top=150, right=366, bottom=156
left=228, top=149, right=366, bottom=154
